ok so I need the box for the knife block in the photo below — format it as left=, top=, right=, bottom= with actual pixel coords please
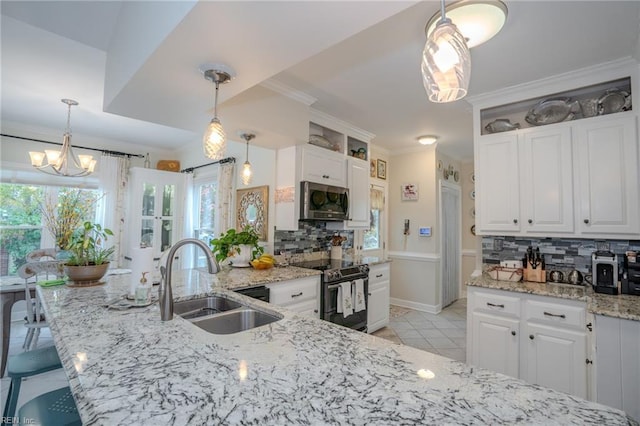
left=524, top=265, right=546, bottom=283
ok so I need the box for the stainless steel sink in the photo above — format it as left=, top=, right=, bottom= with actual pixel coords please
left=174, top=296, right=243, bottom=320
left=190, top=308, right=281, bottom=335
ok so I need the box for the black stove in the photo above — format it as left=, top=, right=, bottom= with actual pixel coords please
left=291, top=259, right=355, bottom=271
left=291, top=259, right=368, bottom=283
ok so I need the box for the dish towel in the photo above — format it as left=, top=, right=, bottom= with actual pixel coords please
left=353, top=279, right=366, bottom=313
left=337, top=281, right=353, bottom=317
left=37, top=279, right=67, bottom=287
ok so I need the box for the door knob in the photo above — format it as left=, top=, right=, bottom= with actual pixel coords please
left=529, top=334, right=535, bottom=340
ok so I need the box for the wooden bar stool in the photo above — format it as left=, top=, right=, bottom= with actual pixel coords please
left=2, top=345, right=62, bottom=421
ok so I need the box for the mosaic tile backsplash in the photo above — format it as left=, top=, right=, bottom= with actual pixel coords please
left=482, top=236, right=640, bottom=274
left=274, top=222, right=354, bottom=255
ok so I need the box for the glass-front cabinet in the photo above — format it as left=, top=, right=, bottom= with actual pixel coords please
left=127, top=167, right=185, bottom=260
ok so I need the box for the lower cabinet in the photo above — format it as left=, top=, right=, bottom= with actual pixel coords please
left=367, top=263, right=390, bottom=333
left=595, top=315, right=640, bottom=422
left=266, top=275, right=321, bottom=318
left=467, top=287, right=590, bottom=400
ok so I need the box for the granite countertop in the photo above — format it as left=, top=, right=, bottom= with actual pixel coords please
left=467, top=272, right=640, bottom=321
left=38, top=268, right=634, bottom=425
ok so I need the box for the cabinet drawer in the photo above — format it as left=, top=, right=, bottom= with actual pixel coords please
left=525, top=299, right=585, bottom=328
left=474, top=291, right=520, bottom=317
left=268, top=276, right=319, bottom=306
left=369, top=264, right=390, bottom=285
left=288, top=299, right=319, bottom=317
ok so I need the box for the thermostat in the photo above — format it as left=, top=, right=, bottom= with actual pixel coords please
left=419, top=227, right=432, bottom=237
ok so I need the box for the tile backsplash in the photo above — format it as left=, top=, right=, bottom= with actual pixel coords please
left=482, top=236, right=640, bottom=273
left=274, top=222, right=353, bottom=256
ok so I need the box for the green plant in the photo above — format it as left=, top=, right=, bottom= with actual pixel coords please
left=209, top=225, right=264, bottom=263
left=65, top=221, right=115, bottom=266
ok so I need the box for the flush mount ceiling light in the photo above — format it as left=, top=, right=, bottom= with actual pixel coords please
left=29, top=99, right=96, bottom=177
left=425, top=0, right=507, bottom=48
left=202, top=66, right=234, bottom=160
left=418, top=135, right=438, bottom=145
left=240, top=133, right=255, bottom=186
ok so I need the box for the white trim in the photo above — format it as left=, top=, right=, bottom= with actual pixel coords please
left=439, top=180, right=462, bottom=309
left=391, top=297, right=442, bottom=314
left=259, top=78, right=317, bottom=106
left=466, top=57, right=637, bottom=108
left=462, top=249, right=477, bottom=257
left=388, top=251, right=441, bottom=262
left=310, top=108, right=376, bottom=142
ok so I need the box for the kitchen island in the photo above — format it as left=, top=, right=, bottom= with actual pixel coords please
left=38, top=267, right=635, bottom=425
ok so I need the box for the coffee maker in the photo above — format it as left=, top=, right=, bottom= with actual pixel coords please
left=591, top=251, right=618, bottom=294
left=621, top=251, right=640, bottom=295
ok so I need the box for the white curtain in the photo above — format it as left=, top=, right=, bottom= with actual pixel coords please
left=215, top=161, right=235, bottom=233
left=182, top=172, right=195, bottom=268
left=370, top=187, right=384, bottom=210
left=97, top=154, right=129, bottom=267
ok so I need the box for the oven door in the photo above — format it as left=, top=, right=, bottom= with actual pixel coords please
left=322, top=278, right=368, bottom=332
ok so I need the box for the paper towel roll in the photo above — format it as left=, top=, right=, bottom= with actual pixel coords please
left=129, top=247, right=155, bottom=297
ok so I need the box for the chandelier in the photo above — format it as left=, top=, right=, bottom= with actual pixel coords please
left=240, top=133, right=254, bottom=186
left=203, top=67, right=233, bottom=160
left=29, top=99, right=96, bottom=177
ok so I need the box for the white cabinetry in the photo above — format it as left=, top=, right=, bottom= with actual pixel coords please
left=595, top=315, right=640, bottom=422
left=266, top=275, right=321, bottom=318
left=467, top=287, right=590, bottom=400
left=347, top=158, right=370, bottom=228
left=367, top=262, right=390, bottom=333
left=575, top=115, right=639, bottom=235
left=126, top=167, right=185, bottom=260
left=300, top=145, right=346, bottom=187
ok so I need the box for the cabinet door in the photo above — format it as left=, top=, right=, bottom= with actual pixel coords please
left=367, top=281, right=389, bottom=333
left=575, top=115, right=639, bottom=235
left=524, top=322, right=588, bottom=399
left=520, top=127, right=574, bottom=233
left=301, top=146, right=346, bottom=187
left=288, top=299, right=320, bottom=318
left=471, top=312, right=519, bottom=377
left=347, top=158, right=370, bottom=228
left=476, top=134, right=520, bottom=233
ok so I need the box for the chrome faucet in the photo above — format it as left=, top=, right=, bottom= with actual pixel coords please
left=159, top=238, right=220, bottom=321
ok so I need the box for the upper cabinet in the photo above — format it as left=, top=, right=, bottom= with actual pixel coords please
left=470, top=60, right=639, bottom=239
left=275, top=109, right=374, bottom=231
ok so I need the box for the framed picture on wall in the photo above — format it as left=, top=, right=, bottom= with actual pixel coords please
left=370, top=159, right=377, bottom=178
left=401, top=183, right=418, bottom=201
left=376, top=159, right=387, bottom=180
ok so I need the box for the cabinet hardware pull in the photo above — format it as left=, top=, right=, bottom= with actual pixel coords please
left=513, top=219, right=518, bottom=224
left=543, top=311, right=566, bottom=319
left=368, top=293, right=372, bottom=296
left=586, top=359, right=593, bottom=365
left=376, top=274, right=383, bottom=278
left=486, top=302, right=505, bottom=308
left=584, top=219, right=590, bottom=224
left=528, top=219, right=533, bottom=224
left=511, top=331, right=516, bottom=336
left=291, top=292, right=303, bottom=298
left=586, top=322, right=592, bottom=331
left=314, top=309, right=318, bottom=313
left=529, top=334, right=535, bottom=340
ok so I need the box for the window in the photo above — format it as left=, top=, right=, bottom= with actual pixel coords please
left=363, top=209, right=381, bottom=250
left=0, top=184, right=100, bottom=276
left=192, top=173, right=217, bottom=268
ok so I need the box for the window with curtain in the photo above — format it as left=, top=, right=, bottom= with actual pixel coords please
left=0, top=183, right=100, bottom=276
left=363, top=187, right=384, bottom=251
left=191, top=171, right=218, bottom=267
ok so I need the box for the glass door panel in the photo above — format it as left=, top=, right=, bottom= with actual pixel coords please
left=161, top=219, right=173, bottom=252
left=142, top=183, right=155, bottom=216
left=141, top=218, right=154, bottom=248
left=162, top=185, right=175, bottom=217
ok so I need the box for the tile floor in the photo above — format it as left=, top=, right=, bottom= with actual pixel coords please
left=372, top=298, right=467, bottom=362
left=1, top=299, right=467, bottom=415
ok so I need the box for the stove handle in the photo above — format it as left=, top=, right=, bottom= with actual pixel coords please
left=327, top=284, right=342, bottom=290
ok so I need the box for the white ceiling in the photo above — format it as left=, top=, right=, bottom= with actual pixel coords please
left=2, top=1, right=639, bottom=161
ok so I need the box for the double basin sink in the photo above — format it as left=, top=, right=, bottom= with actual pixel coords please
left=174, top=295, right=281, bottom=334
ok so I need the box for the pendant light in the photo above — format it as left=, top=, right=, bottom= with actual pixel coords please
left=203, top=68, right=233, bottom=160
left=240, top=133, right=254, bottom=186
left=28, top=99, right=96, bottom=177
left=421, top=0, right=471, bottom=103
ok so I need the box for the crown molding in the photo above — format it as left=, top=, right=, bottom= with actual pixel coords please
left=259, top=78, right=317, bottom=106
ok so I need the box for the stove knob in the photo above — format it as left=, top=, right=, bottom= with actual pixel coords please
left=361, top=265, right=370, bottom=275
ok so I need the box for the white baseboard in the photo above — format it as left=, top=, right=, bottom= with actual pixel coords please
left=390, top=297, right=442, bottom=314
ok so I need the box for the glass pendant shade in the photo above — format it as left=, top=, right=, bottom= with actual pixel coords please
left=242, top=161, right=253, bottom=185
left=28, top=99, right=95, bottom=177
left=421, top=19, right=471, bottom=103
left=203, top=117, right=226, bottom=160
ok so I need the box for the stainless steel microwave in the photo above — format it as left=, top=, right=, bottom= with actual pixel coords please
left=300, top=181, right=349, bottom=221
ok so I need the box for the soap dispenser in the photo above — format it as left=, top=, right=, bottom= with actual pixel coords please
left=135, top=272, right=151, bottom=304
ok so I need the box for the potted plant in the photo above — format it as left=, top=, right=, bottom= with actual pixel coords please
left=64, top=221, right=115, bottom=283
left=210, top=225, right=264, bottom=267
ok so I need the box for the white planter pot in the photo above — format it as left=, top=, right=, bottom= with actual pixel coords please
left=228, top=244, right=253, bottom=267
left=330, top=246, right=343, bottom=260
